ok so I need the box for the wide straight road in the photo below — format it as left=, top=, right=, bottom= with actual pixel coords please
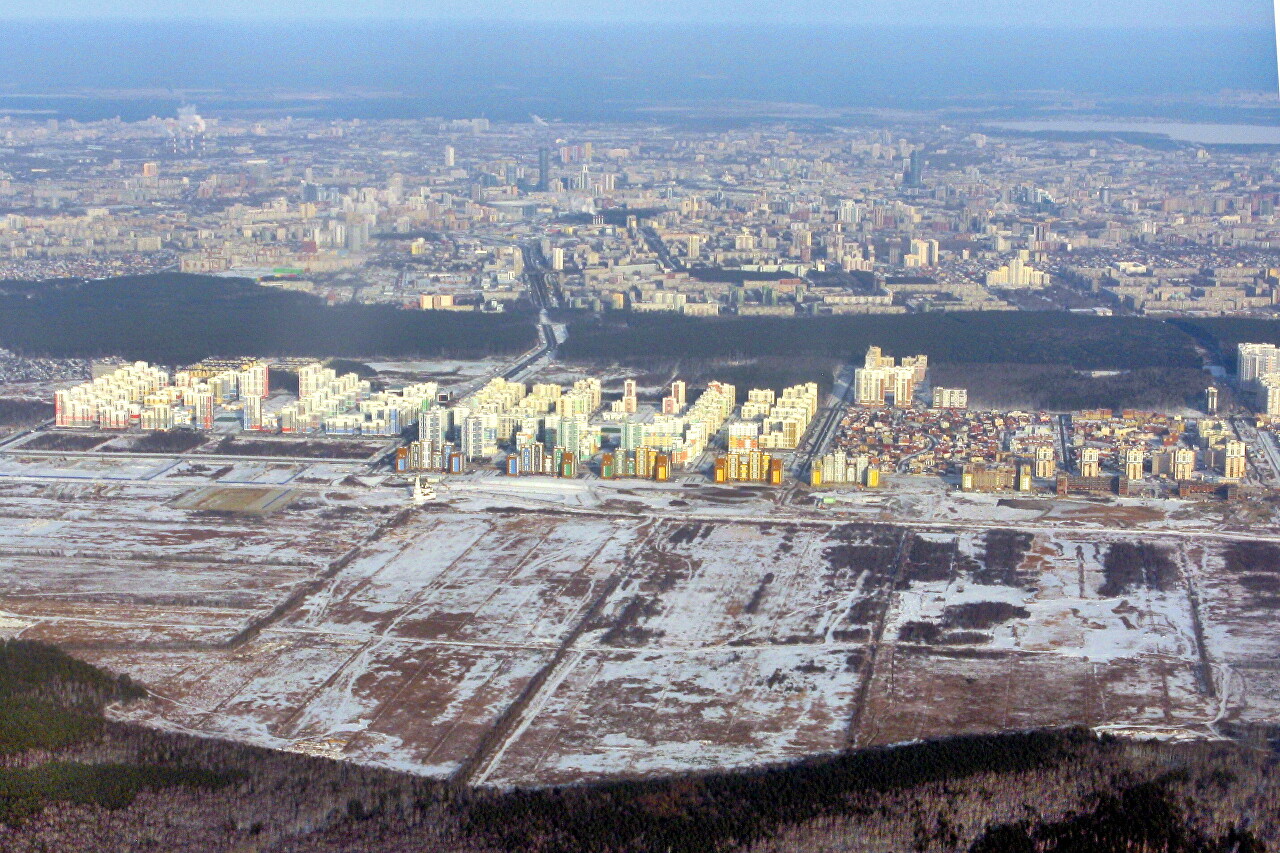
left=496, top=244, right=568, bottom=383
left=791, top=363, right=857, bottom=480
left=1057, top=414, right=1073, bottom=474
left=1235, top=415, right=1280, bottom=487
left=520, top=243, right=560, bottom=310
left=501, top=316, right=561, bottom=383
left=641, top=226, right=683, bottom=271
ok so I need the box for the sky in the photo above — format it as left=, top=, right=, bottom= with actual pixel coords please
left=0, top=0, right=1271, bottom=27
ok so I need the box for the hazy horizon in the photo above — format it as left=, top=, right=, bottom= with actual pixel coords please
left=0, top=0, right=1270, bottom=28
left=0, top=20, right=1272, bottom=125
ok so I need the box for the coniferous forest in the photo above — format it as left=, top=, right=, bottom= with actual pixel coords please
left=0, top=639, right=1277, bottom=852
left=0, top=275, right=538, bottom=364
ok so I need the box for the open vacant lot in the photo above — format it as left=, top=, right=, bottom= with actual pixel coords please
left=0, top=454, right=1274, bottom=787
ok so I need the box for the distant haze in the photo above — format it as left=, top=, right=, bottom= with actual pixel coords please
left=0, top=21, right=1273, bottom=122
left=0, top=0, right=1271, bottom=27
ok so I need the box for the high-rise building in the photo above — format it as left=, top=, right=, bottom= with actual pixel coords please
left=1238, top=343, right=1280, bottom=386
left=854, top=347, right=927, bottom=407
left=344, top=216, right=371, bottom=252
left=1259, top=375, right=1280, bottom=417
left=443, top=145, right=455, bottom=168
left=662, top=380, right=687, bottom=414
left=903, top=150, right=923, bottom=188
left=1034, top=445, right=1056, bottom=479
left=559, top=414, right=596, bottom=460
left=238, top=362, right=269, bottom=399
left=1079, top=446, right=1101, bottom=478
left=889, top=367, right=915, bottom=407
left=1173, top=447, right=1196, bottom=481
left=908, top=238, right=939, bottom=267
left=192, top=390, right=215, bottom=431
left=617, top=379, right=637, bottom=414
left=865, top=346, right=899, bottom=370
left=1223, top=440, right=1247, bottom=480
left=1124, top=447, right=1144, bottom=481
left=419, top=407, right=450, bottom=445
left=985, top=255, right=1050, bottom=288
left=854, top=368, right=885, bottom=405
left=462, top=413, right=500, bottom=459
left=537, top=146, right=551, bottom=192
left=931, top=387, right=967, bottom=410
left=242, top=395, right=263, bottom=431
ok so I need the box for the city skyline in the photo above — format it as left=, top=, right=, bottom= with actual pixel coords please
left=4, top=3, right=1280, bottom=849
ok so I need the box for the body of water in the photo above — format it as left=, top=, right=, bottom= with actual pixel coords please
left=991, top=120, right=1280, bottom=144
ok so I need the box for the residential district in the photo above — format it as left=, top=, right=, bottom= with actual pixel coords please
left=33, top=341, right=1280, bottom=504
left=2, top=109, right=1280, bottom=318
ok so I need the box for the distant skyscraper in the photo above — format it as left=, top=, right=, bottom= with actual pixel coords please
left=444, top=145, right=455, bottom=168
left=537, top=147, right=551, bottom=192
left=903, top=150, right=923, bottom=188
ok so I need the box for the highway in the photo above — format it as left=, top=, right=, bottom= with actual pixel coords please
left=497, top=244, right=568, bottom=383
left=1057, top=414, right=1073, bottom=474
left=520, top=243, right=561, bottom=310
left=500, top=316, right=560, bottom=382
left=790, top=362, right=857, bottom=480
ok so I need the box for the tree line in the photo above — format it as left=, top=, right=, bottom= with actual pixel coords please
left=0, top=636, right=1276, bottom=852
left=563, top=312, right=1202, bottom=371
left=0, top=275, right=538, bottom=365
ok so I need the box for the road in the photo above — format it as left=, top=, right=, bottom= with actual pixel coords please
left=641, top=226, right=683, bottom=271
left=0, top=420, right=52, bottom=450
left=0, top=446, right=389, bottom=466
left=449, top=245, right=568, bottom=393
left=500, top=316, right=560, bottom=382
left=896, top=434, right=937, bottom=474
left=493, top=243, right=570, bottom=383
left=790, top=362, right=857, bottom=480
left=1235, top=415, right=1280, bottom=488
left=520, top=243, right=561, bottom=310
left=1057, top=414, right=1073, bottom=474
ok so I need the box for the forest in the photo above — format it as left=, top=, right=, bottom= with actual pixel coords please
left=1173, top=317, right=1280, bottom=366
left=0, top=399, right=53, bottom=430
left=929, top=364, right=1216, bottom=413
left=562, top=312, right=1214, bottom=410
left=0, top=275, right=538, bottom=364
left=0, top=639, right=1277, bottom=852
left=562, top=312, right=1202, bottom=371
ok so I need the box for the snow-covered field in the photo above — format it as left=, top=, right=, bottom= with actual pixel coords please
left=0, top=452, right=1275, bottom=787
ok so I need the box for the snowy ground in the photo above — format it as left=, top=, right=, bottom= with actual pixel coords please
left=0, top=452, right=1275, bottom=787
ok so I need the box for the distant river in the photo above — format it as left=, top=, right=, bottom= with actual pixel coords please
left=991, top=120, right=1280, bottom=145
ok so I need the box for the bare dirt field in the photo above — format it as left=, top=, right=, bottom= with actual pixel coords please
left=173, top=485, right=301, bottom=514
left=0, top=455, right=1275, bottom=789
left=206, top=437, right=391, bottom=459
